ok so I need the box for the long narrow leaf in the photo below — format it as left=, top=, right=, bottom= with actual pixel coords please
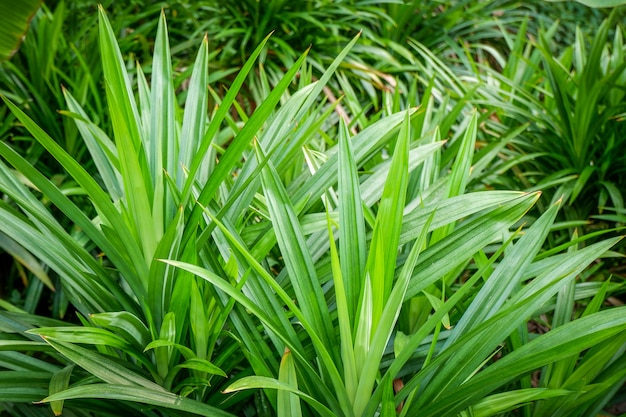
left=257, top=144, right=337, bottom=358
left=39, top=384, right=235, bottom=417
left=422, top=306, right=626, bottom=416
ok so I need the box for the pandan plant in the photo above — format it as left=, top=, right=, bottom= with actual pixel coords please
left=0, top=5, right=624, bottom=417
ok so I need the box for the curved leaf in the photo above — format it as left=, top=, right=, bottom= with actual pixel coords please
left=545, top=0, right=626, bottom=7
left=0, top=0, right=42, bottom=61
left=421, top=306, right=626, bottom=416
left=225, top=376, right=335, bottom=417
left=39, top=384, right=234, bottom=417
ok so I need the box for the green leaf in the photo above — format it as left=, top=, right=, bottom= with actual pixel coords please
left=38, top=384, right=235, bottom=417
left=366, top=111, right=410, bottom=330
left=0, top=386, right=49, bottom=402
left=354, top=210, right=435, bottom=417
left=406, top=192, right=539, bottom=299
left=447, top=111, right=477, bottom=198
left=423, top=306, right=626, bottom=416
left=210, top=84, right=327, bottom=240
left=256, top=144, right=336, bottom=354
left=148, top=206, right=185, bottom=330
left=0, top=99, right=146, bottom=306
left=98, top=6, right=156, bottom=265
left=400, top=191, right=528, bottom=244
left=0, top=0, right=42, bottom=61
left=179, top=34, right=209, bottom=185
left=39, top=338, right=163, bottom=390
left=225, top=376, right=336, bottom=417
left=163, top=257, right=346, bottom=414
left=545, top=0, right=626, bottom=7
left=422, top=291, right=450, bottom=329
left=448, top=201, right=561, bottom=342
left=361, top=142, right=444, bottom=208
left=466, top=388, right=572, bottom=417
left=406, top=237, right=621, bottom=413
left=180, top=32, right=272, bottom=207
left=278, top=348, right=302, bottom=417
left=143, top=339, right=195, bottom=359
left=0, top=203, right=114, bottom=314
left=0, top=231, right=54, bottom=290
left=337, top=119, right=367, bottom=324
left=89, top=311, right=151, bottom=350
left=364, top=232, right=516, bottom=416
left=189, top=277, right=209, bottom=360
left=148, top=10, right=177, bottom=230
left=569, top=165, right=595, bottom=205
left=293, top=110, right=414, bottom=213
left=326, top=209, right=357, bottom=404
left=28, top=327, right=130, bottom=350
left=63, top=89, right=123, bottom=201
left=184, top=35, right=303, bottom=235
left=49, top=365, right=74, bottom=416
left=156, top=312, right=176, bottom=379
left=175, top=358, right=226, bottom=378
left=0, top=341, right=50, bottom=352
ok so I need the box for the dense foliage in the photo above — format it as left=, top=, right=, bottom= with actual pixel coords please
left=0, top=1, right=625, bottom=416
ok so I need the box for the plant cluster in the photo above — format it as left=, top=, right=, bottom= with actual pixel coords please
left=0, top=1, right=625, bottom=416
